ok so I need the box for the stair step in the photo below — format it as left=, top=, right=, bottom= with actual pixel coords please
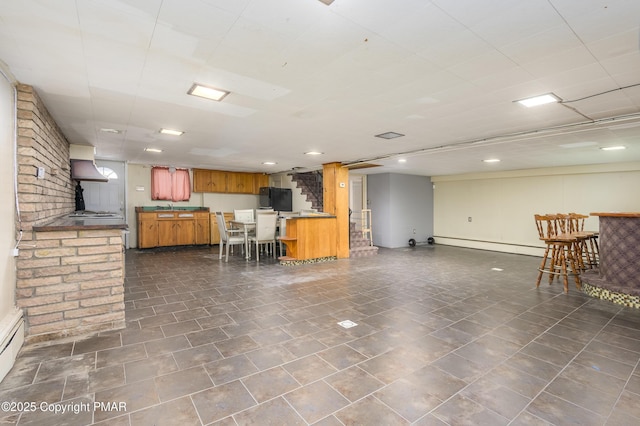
left=291, top=172, right=323, bottom=211
left=349, top=246, right=379, bottom=257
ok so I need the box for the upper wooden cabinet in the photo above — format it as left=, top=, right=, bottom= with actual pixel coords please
left=193, top=168, right=268, bottom=194
left=227, top=172, right=254, bottom=194
left=193, top=169, right=227, bottom=193
left=254, top=174, right=269, bottom=193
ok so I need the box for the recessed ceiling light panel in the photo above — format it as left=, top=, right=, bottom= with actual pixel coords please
left=375, top=132, right=405, bottom=139
left=188, top=83, right=230, bottom=101
left=482, top=158, right=501, bottom=163
left=515, top=93, right=561, bottom=107
left=160, top=128, right=184, bottom=136
left=600, top=146, right=626, bottom=151
left=144, top=148, right=163, bottom=153
left=304, top=151, right=324, bottom=155
left=100, top=128, right=123, bottom=134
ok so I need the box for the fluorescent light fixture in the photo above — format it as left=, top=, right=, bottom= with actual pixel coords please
left=262, top=161, right=277, bottom=165
left=144, top=148, right=163, bottom=153
left=398, top=158, right=407, bottom=163
left=515, top=93, right=561, bottom=107
left=99, top=128, right=122, bottom=134
left=188, top=83, right=230, bottom=101
left=559, top=141, right=597, bottom=149
left=482, top=158, right=501, bottom=163
left=160, top=128, right=184, bottom=136
left=375, top=131, right=405, bottom=139
left=600, top=146, right=626, bottom=151
left=304, top=151, right=324, bottom=155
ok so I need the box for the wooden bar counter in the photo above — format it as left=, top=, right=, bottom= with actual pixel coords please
left=279, top=215, right=337, bottom=265
left=581, top=212, right=640, bottom=307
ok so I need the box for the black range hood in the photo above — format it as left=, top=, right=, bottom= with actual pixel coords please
left=70, top=159, right=109, bottom=182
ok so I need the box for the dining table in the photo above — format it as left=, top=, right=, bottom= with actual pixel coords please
left=230, top=220, right=256, bottom=259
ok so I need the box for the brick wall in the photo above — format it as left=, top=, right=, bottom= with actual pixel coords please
left=16, top=84, right=74, bottom=226
left=15, top=84, right=125, bottom=343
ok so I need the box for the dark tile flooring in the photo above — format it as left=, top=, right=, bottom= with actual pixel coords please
left=2, top=244, right=640, bottom=425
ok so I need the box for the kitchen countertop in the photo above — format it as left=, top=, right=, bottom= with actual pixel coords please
left=33, top=215, right=128, bottom=232
left=590, top=212, right=640, bottom=218
left=135, top=206, right=210, bottom=212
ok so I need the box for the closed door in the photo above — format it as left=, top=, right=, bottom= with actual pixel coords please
left=82, top=160, right=126, bottom=215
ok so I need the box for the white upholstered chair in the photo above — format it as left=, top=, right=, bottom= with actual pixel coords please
left=249, top=212, right=277, bottom=261
left=233, top=209, right=254, bottom=222
left=216, top=211, right=245, bottom=262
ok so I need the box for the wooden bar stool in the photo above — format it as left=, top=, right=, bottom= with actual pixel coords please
left=555, top=213, right=587, bottom=272
left=568, top=213, right=599, bottom=269
left=534, top=214, right=581, bottom=293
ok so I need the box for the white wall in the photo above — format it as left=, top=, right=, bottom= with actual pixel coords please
left=0, top=65, right=16, bottom=339
left=0, top=68, right=22, bottom=381
left=367, top=173, right=434, bottom=248
left=432, top=163, right=640, bottom=255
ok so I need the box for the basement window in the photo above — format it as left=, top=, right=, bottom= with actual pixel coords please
left=97, top=167, right=118, bottom=179
left=151, top=166, right=191, bottom=201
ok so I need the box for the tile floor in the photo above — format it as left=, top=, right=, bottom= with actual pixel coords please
left=1, top=244, right=640, bottom=425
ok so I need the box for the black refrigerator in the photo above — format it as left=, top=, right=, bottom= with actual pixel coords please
left=259, top=187, right=292, bottom=212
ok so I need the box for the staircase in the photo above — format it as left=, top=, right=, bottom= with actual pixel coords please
left=291, top=172, right=323, bottom=211
left=350, top=221, right=379, bottom=258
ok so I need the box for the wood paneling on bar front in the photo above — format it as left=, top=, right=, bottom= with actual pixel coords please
left=280, top=216, right=337, bottom=260
left=322, top=162, right=350, bottom=258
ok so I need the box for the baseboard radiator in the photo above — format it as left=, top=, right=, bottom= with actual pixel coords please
left=0, top=308, right=24, bottom=382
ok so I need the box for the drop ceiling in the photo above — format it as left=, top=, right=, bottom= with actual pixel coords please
left=1, top=0, right=639, bottom=177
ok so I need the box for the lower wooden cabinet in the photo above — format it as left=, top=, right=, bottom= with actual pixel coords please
left=137, top=210, right=210, bottom=248
left=209, top=212, right=234, bottom=244
left=138, top=216, right=159, bottom=248
left=196, top=215, right=210, bottom=245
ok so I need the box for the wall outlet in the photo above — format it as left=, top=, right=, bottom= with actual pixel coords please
left=36, top=166, right=45, bottom=179
left=12, top=248, right=19, bottom=257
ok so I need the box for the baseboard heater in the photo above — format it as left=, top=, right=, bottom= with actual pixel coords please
left=0, top=308, right=24, bottom=382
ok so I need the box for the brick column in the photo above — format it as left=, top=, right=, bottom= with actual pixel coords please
left=17, top=229, right=125, bottom=343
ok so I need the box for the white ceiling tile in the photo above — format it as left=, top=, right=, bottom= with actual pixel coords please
left=1, top=0, right=640, bottom=176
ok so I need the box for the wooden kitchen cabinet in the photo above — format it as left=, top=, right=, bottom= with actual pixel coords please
left=253, top=174, right=269, bottom=194
left=192, top=169, right=211, bottom=192
left=195, top=212, right=210, bottom=245
left=158, top=217, right=195, bottom=247
left=137, top=212, right=159, bottom=248
left=137, top=208, right=210, bottom=248
left=193, top=169, right=227, bottom=193
left=193, top=168, right=269, bottom=195
left=227, top=172, right=254, bottom=194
